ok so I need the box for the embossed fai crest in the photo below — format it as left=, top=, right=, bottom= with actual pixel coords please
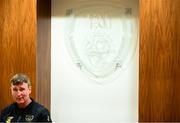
left=65, top=4, right=138, bottom=83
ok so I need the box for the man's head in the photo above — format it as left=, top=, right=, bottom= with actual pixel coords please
left=11, top=73, right=31, bottom=86
left=10, top=73, right=32, bottom=107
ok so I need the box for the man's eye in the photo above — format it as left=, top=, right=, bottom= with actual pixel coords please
left=13, top=88, right=18, bottom=91
left=19, top=88, right=25, bottom=91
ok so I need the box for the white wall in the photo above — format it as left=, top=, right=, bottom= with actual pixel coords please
left=51, top=0, right=139, bottom=122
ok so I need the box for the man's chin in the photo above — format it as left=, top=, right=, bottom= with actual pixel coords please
left=16, top=100, right=25, bottom=104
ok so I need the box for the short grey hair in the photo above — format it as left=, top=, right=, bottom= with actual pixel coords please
left=10, top=73, right=31, bottom=86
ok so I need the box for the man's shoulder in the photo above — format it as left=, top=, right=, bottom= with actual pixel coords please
left=30, top=100, right=52, bottom=122
left=31, top=100, right=49, bottom=113
left=0, top=103, right=16, bottom=114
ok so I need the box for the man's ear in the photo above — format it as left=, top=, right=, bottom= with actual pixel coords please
left=29, top=86, right=32, bottom=94
left=10, top=85, right=13, bottom=91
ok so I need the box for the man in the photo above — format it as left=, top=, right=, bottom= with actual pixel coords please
left=0, top=73, right=52, bottom=122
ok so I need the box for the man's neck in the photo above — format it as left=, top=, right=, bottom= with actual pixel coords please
left=18, top=98, right=32, bottom=109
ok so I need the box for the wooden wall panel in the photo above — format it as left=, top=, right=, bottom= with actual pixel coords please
left=36, top=0, right=51, bottom=111
left=139, top=0, right=180, bottom=121
left=0, top=0, right=36, bottom=111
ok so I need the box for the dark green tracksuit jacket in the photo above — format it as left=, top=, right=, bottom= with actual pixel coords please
left=0, top=99, right=52, bottom=122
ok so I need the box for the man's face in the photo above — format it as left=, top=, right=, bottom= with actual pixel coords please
left=11, top=83, right=31, bottom=105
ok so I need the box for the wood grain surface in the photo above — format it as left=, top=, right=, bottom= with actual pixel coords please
left=139, top=0, right=180, bottom=121
left=0, top=0, right=36, bottom=110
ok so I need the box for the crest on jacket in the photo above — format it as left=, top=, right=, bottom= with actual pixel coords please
left=25, top=115, right=34, bottom=121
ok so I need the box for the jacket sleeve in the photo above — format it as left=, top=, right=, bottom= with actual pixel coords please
left=0, top=104, right=16, bottom=122
left=0, top=109, right=7, bottom=122
left=37, top=108, right=52, bottom=122
left=0, top=111, right=3, bottom=122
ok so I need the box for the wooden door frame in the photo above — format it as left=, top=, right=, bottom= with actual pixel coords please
left=36, top=0, right=51, bottom=111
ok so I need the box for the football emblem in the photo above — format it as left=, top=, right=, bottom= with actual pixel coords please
left=65, top=3, right=138, bottom=83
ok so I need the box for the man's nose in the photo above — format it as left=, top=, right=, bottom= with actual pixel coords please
left=17, top=90, right=22, bottom=96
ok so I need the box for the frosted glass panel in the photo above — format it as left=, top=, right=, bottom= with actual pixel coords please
left=64, top=2, right=138, bottom=83
left=52, top=0, right=139, bottom=122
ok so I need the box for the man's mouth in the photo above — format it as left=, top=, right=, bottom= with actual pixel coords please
left=17, top=97, right=23, bottom=100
